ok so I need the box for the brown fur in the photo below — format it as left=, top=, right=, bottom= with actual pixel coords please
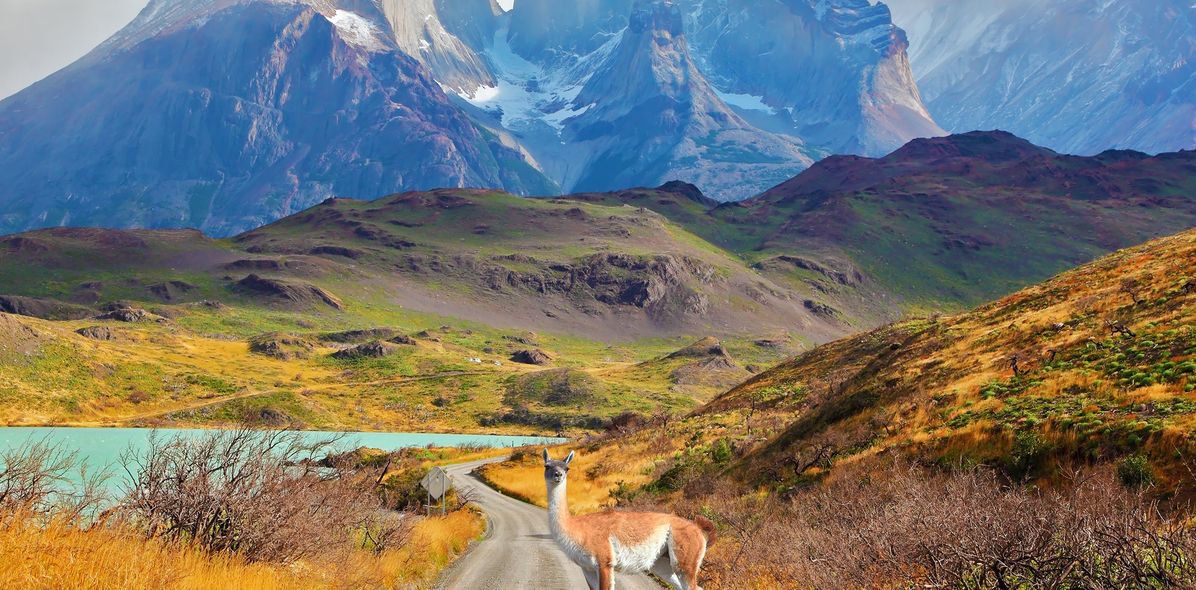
left=545, top=450, right=711, bottom=589
left=692, top=515, right=718, bottom=546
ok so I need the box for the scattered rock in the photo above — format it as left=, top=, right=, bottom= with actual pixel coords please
left=94, top=307, right=157, bottom=322
left=76, top=326, right=116, bottom=340
left=233, top=274, right=344, bottom=310
left=803, top=299, right=840, bottom=319
left=504, top=332, right=540, bottom=346
left=511, top=349, right=553, bottom=366
left=249, top=333, right=316, bottom=360
left=331, top=341, right=397, bottom=360
left=388, top=335, right=417, bottom=346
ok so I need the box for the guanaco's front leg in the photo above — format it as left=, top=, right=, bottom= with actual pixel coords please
left=598, top=562, right=613, bottom=590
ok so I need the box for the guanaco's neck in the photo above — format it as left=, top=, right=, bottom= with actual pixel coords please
left=546, top=481, right=573, bottom=537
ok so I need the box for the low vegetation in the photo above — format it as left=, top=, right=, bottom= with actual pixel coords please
left=479, top=228, right=1196, bottom=589
left=0, top=431, right=485, bottom=590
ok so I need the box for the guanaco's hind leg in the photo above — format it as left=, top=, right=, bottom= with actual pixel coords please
left=583, top=568, right=600, bottom=590
left=671, top=527, right=707, bottom=590
left=651, top=555, right=686, bottom=590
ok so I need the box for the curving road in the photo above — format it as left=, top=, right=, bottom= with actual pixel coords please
left=437, top=457, right=660, bottom=590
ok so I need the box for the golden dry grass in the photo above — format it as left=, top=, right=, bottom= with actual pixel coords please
left=0, top=510, right=483, bottom=590
left=479, top=440, right=681, bottom=512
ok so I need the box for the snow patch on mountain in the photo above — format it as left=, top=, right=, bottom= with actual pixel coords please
left=462, top=24, right=617, bottom=134
left=327, top=10, right=383, bottom=50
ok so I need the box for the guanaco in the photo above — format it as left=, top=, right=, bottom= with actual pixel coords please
left=543, top=449, right=716, bottom=590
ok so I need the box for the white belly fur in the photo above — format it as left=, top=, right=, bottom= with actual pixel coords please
left=611, top=525, right=670, bottom=573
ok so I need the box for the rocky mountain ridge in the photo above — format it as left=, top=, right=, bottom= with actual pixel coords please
left=0, top=0, right=940, bottom=235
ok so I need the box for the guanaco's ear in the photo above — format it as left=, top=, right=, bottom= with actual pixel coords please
left=542, top=448, right=550, bottom=463
left=565, top=451, right=575, bottom=465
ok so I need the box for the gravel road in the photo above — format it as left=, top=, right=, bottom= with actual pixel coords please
left=436, top=457, right=660, bottom=590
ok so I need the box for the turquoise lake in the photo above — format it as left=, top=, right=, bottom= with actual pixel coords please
left=0, top=427, right=562, bottom=488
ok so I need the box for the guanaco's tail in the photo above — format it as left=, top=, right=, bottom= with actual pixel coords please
left=693, top=515, right=717, bottom=547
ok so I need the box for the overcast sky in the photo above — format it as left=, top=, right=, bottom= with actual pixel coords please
left=0, top=0, right=519, bottom=100
left=0, top=0, right=148, bottom=99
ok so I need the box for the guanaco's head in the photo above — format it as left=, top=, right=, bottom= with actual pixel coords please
left=543, top=449, right=574, bottom=487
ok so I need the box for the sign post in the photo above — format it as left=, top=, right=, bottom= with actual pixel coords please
left=420, top=467, right=451, bottom=515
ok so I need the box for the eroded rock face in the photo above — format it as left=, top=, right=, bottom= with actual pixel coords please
left=399, top=252, right=714, bottom=321
left=0, top=313, right=42, bottom=355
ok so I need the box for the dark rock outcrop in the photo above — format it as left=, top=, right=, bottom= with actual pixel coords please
left=76, top=326, right=117, bottom=340
left=233, top=274, right=344, bottom=310
left=331, top=341, right=398, bottom=360
left=95, top=307, right=158, bottom=322
left=309, top=246, right=364, bottom=259
left=803, top=299, right=840, bottom=319
left=249, top=333, right=316, bottom=360
left=511, top=349, right=553, bottom=366
left=0, top=295, right=93, bottom=320
left=320, top=328, right=402, bottom=343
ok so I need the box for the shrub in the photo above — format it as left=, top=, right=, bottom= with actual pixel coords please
left=120, top=429, right=409, bottom=563
left=1116, top=454, right=1154, bottom=488
left=710, top=439, right=734, bottom=465
left=0, top=439, right=107, bottom=524
left=669, top=463, right=1196, bottom=589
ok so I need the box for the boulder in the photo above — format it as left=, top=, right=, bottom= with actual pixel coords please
left=76, top=326, right=116, bottom=340
left=331, top=341, right=397, bottom=360
left=511, top=349, right=553, bottom=366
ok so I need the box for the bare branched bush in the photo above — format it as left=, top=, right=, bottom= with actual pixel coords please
left=0, top=439, right=107, bottom=525
left=119, top=429, right=409, bottom=563
left=678, top=462, right=1196, bottom=589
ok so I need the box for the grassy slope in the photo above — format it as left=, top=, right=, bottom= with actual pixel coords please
left=482, top=227, right=1196, bottom=509
left=569, top=133, right=1196, bottom=312
left=0, top=197, right=805, bottom=431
